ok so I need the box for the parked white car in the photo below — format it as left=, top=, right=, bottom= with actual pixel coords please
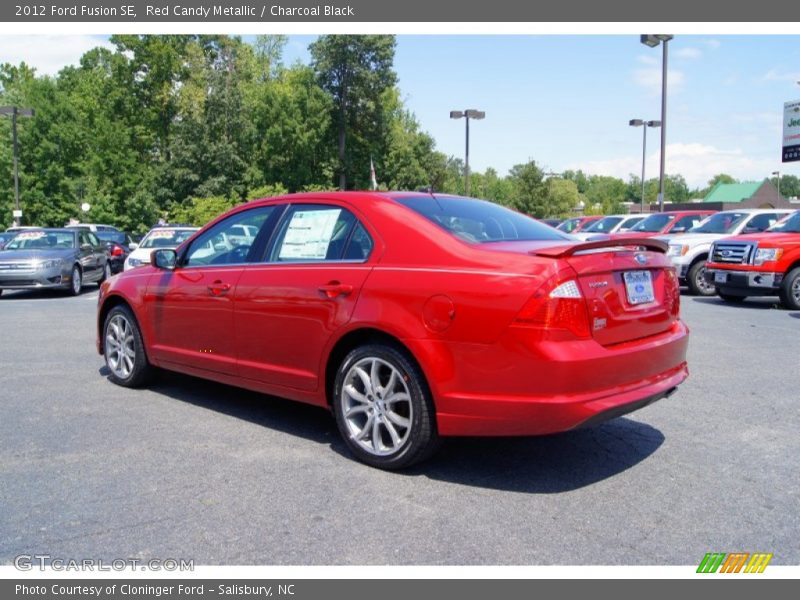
left=572, top=214, right=646, bottom=241
left=660, top=208, right=793, bottom=295
left=124, top=226, right=199, bottom=271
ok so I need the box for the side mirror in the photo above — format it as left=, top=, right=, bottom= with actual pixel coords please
left=129, top=242, right=139, bottom=251
left=671, top=226, right=686, bottom=234
left=151, top=248, right=177, bottom=270
left=80, top=243, right=92, bottom=251
left=742, top=226, right=760, bottom=234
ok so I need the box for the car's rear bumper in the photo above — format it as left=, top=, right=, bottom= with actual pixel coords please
left=406, top=320, right=690, bottom=436
left=704, top=268, right=783, bottom=295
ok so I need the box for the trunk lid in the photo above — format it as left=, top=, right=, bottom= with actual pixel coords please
left=532, top=238, right=679, bottom=346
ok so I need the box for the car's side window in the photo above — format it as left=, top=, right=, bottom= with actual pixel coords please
left=268, top=205, right=370, bottom=263
left=673, top=215, right=701, bottom=230
left=183, top=206, right=274, bottom=267
left=746, top=213, right=779, bottom=232
left=87, top=232, right=101, bottom=247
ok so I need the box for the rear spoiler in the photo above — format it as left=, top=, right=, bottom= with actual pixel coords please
left=531, top=237, right=668, bottom=258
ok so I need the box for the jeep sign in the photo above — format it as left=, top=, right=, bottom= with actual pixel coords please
left=782, top=99, right=800, bottom=163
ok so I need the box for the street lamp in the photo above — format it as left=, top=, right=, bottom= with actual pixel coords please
left=629, top=119, right=661, bottom=213
left=450, top=109, right=485, bottom=197
left=641, top=34, right=673, bottom=212
left=772, top=170, right=781, bottom=197
left=0, top=106, right=35, bottom=227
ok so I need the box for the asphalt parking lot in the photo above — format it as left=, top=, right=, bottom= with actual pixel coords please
left=0, top=286, right=798, bottom=565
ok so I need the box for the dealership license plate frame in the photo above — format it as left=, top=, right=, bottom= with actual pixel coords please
left=623, top=270, right=655, bottom=305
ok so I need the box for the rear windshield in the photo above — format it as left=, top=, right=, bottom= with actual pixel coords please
left=690, top=212, right=748, bottom=234
left=631, top=213, right=675, bottom=232
left=96, top=231, right=126, bottom=244
left=395, top=196, right=569, bottom=243
left=583, top=216, right=623, bottom=233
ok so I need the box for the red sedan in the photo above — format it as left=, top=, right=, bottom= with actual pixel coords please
left=97, top=192, right=689, bottom=469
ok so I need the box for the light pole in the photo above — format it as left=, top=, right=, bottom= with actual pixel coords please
left=629, top=119, right=661, bottom=213
left=772, top=171, right=781, bottom=197
left=641, top=34, right=673, bottom=212
left=450, top=109, right=485, bottom=197
left=0, top=106, right=35, bottom=227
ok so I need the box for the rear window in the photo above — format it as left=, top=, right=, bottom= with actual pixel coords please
left=395, top=196, right=568, bottom=243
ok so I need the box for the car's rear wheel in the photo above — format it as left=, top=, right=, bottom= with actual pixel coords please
left=687, top=260, right=715, bottom=296
left=333, top=343, right=440, bottom=469
left=68, top=265, right=82, bottom=296
left=103, top=305, right=153, bottom=387
left=778, top=267, right=800, bottom=310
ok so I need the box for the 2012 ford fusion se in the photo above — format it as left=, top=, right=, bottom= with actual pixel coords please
left=97, top=192, right=689, bottom=469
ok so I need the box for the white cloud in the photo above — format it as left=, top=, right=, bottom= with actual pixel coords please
left=636, top=54, right=658, bottom=66
left=703, top=39, right=722, bottom=50
left=633, top=67, right=686, bottom=96
left=567, top=142, right=776, bottom=189
left=0, top=35, right=113, bottom=76
left=674, top=47, right=702, bottom=60
left=762, top=68, right=800, bottom=83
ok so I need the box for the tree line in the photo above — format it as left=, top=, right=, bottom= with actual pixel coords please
left=1, top=34, right=797, bottom=233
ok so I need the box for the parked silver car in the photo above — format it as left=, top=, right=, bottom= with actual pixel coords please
left=0, top=228, right=110, bottom=296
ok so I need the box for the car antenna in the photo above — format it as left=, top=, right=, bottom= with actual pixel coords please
left=417, top=186, right=443, bottom=210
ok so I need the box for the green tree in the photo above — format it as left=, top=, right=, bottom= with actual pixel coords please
left=544, top=178, right=581, bottom=217
left=310, top=35, right=397, bottom=190
left=508, top=160, right=547, bottom=216
left=585, top=175, right=627, bottom=214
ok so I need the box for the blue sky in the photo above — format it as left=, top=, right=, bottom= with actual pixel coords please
left=3, top=34, right=800, bottom=189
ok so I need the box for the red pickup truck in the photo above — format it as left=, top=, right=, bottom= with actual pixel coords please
left=704, top=210, right=800, bottom=309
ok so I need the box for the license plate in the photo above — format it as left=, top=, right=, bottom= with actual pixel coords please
left=714, top=271, right=727, bottom=284
left=623, top=270, right=655, bottom=305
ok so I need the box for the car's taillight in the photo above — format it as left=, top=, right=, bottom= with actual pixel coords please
left=664, top=268, right=680, bottom=316
left=111, top=245, right=124, bottom=257
left=514, top=278, right=591, bottom=338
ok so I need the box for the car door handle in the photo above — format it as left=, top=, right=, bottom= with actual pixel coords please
left=207, top=281, right=232, bottom=296
left=318, top=281, right=353, bottom=299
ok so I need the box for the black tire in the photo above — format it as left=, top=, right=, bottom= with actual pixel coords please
left=99, top=261, right=112, bottom=284
left=332, top=343, right=440, bottom=470
left=778, top=267, right=800, bottom=310
left=687, top=260, right=716, bottom=296
left=103, top=304, right=153, bottom=388
left=718, top=291, right=747, bottom=303
left=67, top=265, right=82, bottom=296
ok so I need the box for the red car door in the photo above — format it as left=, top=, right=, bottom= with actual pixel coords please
left=146, top=206, right=276, bottom=375
left=234, top=203, right=377, bottom=392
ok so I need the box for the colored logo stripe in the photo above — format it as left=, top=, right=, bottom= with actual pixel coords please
left=697, top=552, right=773, bottom=573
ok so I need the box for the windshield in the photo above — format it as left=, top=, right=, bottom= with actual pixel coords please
left=140, top=229, right=196, bottom=248
left=556, top=218, right=581, bottom=233
left=767, top=211, right=800, bottom=233
left=689, top=212, right=748, bottom=234
left=5, top=231, right=75, bottom=250
left=395, top=196, right=569, bottom=243
left=583, top=216, right=623, bottom=233
left=631, top=214, right=675, bottom=232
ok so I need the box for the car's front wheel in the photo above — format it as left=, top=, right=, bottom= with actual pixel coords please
left=103, top=305, right=153, bottom=387
left=333, top=343, right=440, bottom=469
left=68, top=265, right=82, bottom=296
left=687, top=260, right=716, bottom=296
left=779, top=267, right=800, bottom=310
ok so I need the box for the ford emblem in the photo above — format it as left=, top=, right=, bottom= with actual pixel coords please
left=634, top=253, right=647, bottom=265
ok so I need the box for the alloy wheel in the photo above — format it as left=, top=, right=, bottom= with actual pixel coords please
left=340, top=357, right=413, bottom=457
left=105, top=314, right=136, bottom=380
